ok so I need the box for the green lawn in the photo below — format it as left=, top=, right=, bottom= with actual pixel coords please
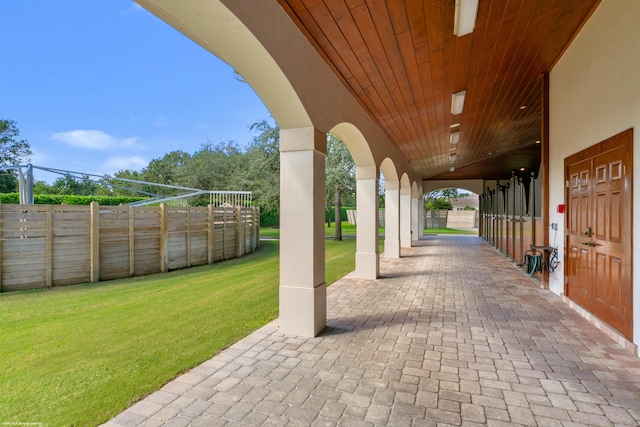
left=261, top=223, right=477, bottom=238
left=261, top=222, right=383, bottom=239
left=260, top=222, right=359, bottom=239
left=0, top=239, right=356, bottom=426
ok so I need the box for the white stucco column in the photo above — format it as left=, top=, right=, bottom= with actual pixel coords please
left=355, top=165, right=380, bottom=279
left=400, top=186, right=412, bottom=247
left=411, top=192, right=420, bottom=241
left=384, top=180, right=401, bottom=258
left=417, top=190, right=425, bottom=239
left=279, top=127, right=326, bottom=337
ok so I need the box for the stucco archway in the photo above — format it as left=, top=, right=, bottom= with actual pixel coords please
left=380, top=158, right=401, bottom=258
left=136, top=0, right=421, bottom=337
left=329, top=123, right=379, bottom=279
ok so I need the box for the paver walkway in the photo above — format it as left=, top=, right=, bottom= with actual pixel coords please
left=104, top=236, right=640, bottom=427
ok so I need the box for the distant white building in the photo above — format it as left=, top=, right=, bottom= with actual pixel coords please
left=450, top=194, right=479, bottom=211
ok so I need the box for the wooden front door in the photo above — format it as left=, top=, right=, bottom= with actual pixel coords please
left=565, top=129, right=633, bottom=340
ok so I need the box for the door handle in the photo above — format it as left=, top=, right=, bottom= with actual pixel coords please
left=581, top=241, right=597, bottom=247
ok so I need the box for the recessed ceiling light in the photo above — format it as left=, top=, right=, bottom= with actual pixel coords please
left=451, top=91, right=467, bottom=115
left=520, top=167, right=526, bottom=171
left=520, top=105, right=527, bottom=110
left=450, top=131, right=460, bottom=144
left=449, top=165, right=455, bottom=172
left=450, top=123, right=460, bottom=128
left=454, top=0, right=479, bottom=37
left=535, top=140, right=541, bottom=144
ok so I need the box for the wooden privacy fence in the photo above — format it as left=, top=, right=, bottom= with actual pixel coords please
left=0, top=202, right=260, bottom=292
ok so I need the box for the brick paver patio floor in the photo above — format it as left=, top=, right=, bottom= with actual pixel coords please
left=104, top=235, right=640, bottom=426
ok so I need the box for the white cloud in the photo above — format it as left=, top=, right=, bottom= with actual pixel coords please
left=51, top=130, right=142, bottom=151
left=101, top=156, right=149, bottom=173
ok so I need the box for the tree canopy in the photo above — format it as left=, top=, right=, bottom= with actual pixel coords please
left=0, top=119, right=32, bottom=193
left=0, top=119, right=32, bottom=165
left=21, top=117, right=358, bottom=229
left=0, top=119, right=32, bottom=192
left=424, top=188, right=470, bottom=210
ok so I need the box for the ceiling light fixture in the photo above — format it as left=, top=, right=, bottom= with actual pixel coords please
left=451, top=91, right=466, bottom=115
left=450, top=131, right=460, bottom=144
left=535, top=140, right=541, bottom=144
left=454, top=0, right=479, bottom=37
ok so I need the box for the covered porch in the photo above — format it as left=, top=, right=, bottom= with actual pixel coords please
left=132, top=0, right=640, bottom=348
left=105, top=235, right=640, bottom=426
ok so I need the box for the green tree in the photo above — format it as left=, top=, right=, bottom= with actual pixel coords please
left=424, top=188, right=463, bottom=210
left=425, top=197, right=453, bottom=210
left=33, top=180, right=54, bottom=194
left=0, top=119, right=33, bottom=192
left=175, top=142, right=246, bottom=205
left=51, top=175, right=98, bottom=196
left=141, top=150, right=191, bottom=195
left=245, top=119, right=280, bottom=214
left=325, top=134, right=355, bottom=240
left=108, top=169, right=147, bottom=197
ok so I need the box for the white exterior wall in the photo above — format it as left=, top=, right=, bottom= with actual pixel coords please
left=549, top=0, right=640, bottom=345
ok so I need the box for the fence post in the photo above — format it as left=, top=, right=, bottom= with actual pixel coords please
left=90, top=201, right=100, bottom=283
left=186, top=207, right=191, bottom=268
left=236, top=206, right=242, bottom=257
left=223, top=207, right=227, bottom=260
left=160, top=203, right=169, bottom=273
left=46, top=205, right=53, bottom=287
left=208, top=204, right=214, bottom=264
left=256, top=206, right=260, bottom=249
left=250, top=206, right=257, bottom=251
left=129, top=206, right=135, bottom=277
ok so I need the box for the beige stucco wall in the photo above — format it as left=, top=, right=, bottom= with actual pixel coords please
left=423, top=179, right=485, bottom=196
left=549, top=0, right=640, bottom=345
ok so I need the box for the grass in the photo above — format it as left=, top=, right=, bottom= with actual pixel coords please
left=0, top=239, right=356, bottom=426
left=260, top=222, right=358, bottom=239
left=261, top=223, right=477, bottom=238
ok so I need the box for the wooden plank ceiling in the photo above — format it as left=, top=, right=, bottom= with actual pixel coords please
left=278, top=0, right=600, bottom=180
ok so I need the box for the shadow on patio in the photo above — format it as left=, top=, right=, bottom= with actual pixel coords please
left=104, top=236, right=640, bottom=426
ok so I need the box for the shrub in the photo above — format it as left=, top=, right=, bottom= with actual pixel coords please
left=0, top=193, right=147, bottom=206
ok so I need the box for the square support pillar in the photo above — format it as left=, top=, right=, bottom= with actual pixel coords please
left=400, top=187, right=412, bottom=248
left=279, top=127, right=327, bottom=337
left=417, top=198, right=425, bottom=239
left=417, top=188, right=424, bottom=239
left=384, top=181, right=400, bottom=258
left=355, top=166, right=379, bottom=279
left=411, top=194, right=420, bottom=241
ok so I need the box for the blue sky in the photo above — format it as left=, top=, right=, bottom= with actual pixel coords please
left=1, top=1, right=271, bottom=183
